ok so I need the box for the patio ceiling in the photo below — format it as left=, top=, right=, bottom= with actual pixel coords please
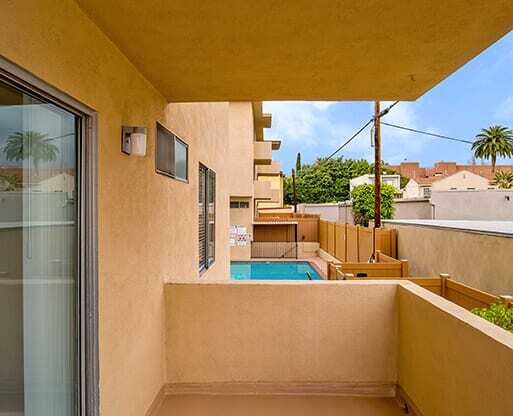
left=75, top=0, right=513, bottom=102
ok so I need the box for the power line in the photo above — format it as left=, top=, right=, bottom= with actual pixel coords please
left=381, top=122, right=473, bottom=145
left=325, top=101, right=400, bottom=161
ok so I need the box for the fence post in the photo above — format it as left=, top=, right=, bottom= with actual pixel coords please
left=344, top=223, right=348, bottom=262
left=499, top=295, right=513, bottom=308
left=400, top=260, right=409, bottom=277
left=356, top=225, right=360, bottom=262
left=440, top=273, right=451, bottom=298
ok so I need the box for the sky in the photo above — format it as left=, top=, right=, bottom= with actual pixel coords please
left=264, top=30, right=513, bottom=174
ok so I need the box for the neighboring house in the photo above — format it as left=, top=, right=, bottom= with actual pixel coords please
left=403, top=170, right=493, bottom=199
left=349, top=174, right=401, bottom=192
left=37, top=172, right=76, bottom=194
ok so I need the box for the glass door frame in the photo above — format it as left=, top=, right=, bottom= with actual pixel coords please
left=0, top=56, right=99, bottom=416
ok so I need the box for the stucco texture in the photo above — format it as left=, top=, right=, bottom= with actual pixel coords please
left=0, top=1, right=230, bottom=415
left=165, top=281, right=398, bottom=385
left=387, top=223, right=513, bottom=295
left=398, top=284, right=513, bottom=416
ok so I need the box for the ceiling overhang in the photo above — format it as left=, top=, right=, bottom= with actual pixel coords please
left=75, top=0, right=513, bottom=102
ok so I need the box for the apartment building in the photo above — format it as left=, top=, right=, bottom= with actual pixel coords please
left=228, top=103, right=283, bottom=260
left=1, top=2, right=512, bottom=416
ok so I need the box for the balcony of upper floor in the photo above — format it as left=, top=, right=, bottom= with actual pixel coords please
left=150, top=280, right=513, bottom=416
left=256, top=161, right=281, bottom=176
left=253, top=141, right=273, bottom=165
left=253, top=180, right=272, bottom=200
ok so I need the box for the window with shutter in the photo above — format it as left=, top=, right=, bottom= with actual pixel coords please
left=198, top=164, right=207, bottom=271
left=199, top=164, right=216, bottom=272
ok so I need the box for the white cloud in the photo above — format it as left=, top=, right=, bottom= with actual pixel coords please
left=263, top=101, right=342, bottom=147
left=311, top=101, right=337, bottom=110
left=494, top=96, right=513, bottom=120
left=264, top=100, right=433, bottom=164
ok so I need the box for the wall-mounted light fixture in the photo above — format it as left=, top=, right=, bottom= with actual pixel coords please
left=122, top=126, right=147, bottom=156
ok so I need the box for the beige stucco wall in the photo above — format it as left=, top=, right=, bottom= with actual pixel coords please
left=398, top=283, right=513, bottom=415
left=0, top=1, right=230, bottom=415
left=385, top=223, right=513, bottom=295
left=228, top=103, right=255, bottom=197
left=165, top=281, right=398, bottom=385
left=431, top=189, right=513, bottom=220
left=432, top=170, right=491, bottom=191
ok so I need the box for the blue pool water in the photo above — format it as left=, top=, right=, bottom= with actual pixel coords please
left=231, top=261, right=321, bottom=280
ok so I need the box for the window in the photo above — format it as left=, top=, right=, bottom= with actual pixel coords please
left=199, top=164, right=215, bottom=271
left=156, top=122, right=188, bottom=181
left=230, top=200, right=250, bottom=209
left=423, top=187, right=432, bottom=198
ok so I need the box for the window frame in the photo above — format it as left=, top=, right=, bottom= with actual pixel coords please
left=0, top=56, right=99, bottom=416
left=155, top=122, right=189, bottom=183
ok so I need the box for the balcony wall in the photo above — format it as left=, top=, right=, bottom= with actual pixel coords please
left=256, top=161, right=281, bottom=176
left=253, top=141, right=273, bottom=165
left=398, top=283, right=513, bottom=415
left=161, top=281, right=513, bottom=415
left=165, top=281, right=398, bottom=393
left=253, top=180, right=272, bottom=200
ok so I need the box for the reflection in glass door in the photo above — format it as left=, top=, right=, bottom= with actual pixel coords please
left=0, top=79, right=79, bottom=415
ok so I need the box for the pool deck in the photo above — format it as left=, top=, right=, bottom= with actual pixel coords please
left=238, top=257, right=329, bottom=279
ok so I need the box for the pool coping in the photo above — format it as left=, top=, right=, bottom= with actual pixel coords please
left=230, top=258, right=328, bottom=280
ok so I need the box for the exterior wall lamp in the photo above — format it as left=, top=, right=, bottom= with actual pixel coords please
left=121, top=126, right=147, bottom=156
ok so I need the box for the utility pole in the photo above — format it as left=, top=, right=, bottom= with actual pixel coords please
left=374, top=101, right=381, bottom=229
left=292, top=168, right=297, bottom=213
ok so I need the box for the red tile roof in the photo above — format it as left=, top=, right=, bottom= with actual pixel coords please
left=387, top=161, right=513, bottom=184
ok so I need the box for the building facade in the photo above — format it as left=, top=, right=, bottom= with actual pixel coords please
left=1, top=2, right=512, bottom=416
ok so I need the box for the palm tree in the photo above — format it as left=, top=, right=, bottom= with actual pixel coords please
left=495, top=170, right=513, bottom=189
left=3, top=130, right=59, bottom=169
left=472, top=125, right=513, bottom=172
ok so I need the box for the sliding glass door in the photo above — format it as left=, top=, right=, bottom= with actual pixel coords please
left=0, top=78, right=80, bottom=415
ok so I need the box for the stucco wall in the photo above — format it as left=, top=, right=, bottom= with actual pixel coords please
left=431, top=190, right=513, bottom=220
left=398, top=283, right=513, bottom=415
left=385, top=223, right=513, bottom=295
left=165, top=281, right=398, bottom=386
left=300, top=199, right=432, bottom=224
left=0, top=1, right=230, bottom=415
left=228, top=102, right=255, bottom=197
left=431, top=170, right=490, bottom=191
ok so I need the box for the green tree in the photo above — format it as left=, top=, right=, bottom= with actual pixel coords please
left=472, top=125, right=513, bottom=172
left=295, top=152, right=302, bottom=172
left=3, top=130, right=59, bottom=169
left=495, top=170, right=513, bottom=189
left=350, top=183, right=395, bottom=226
left=284, top=157, right=372, bottom=204
left=283, top=174, right=294, bottom=205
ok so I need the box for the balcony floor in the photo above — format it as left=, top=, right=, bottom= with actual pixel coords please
left=155, top=395, right=407, bottom=416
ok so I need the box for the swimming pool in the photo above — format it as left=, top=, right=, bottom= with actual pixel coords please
left=230, top=261, right=322, bottom=280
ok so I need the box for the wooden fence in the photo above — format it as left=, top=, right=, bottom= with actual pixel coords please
left=339, top=272, right=513, bottom=311
left=327, top=250, right=408, bottom=279
left=319, top=220, right=397, bottom=261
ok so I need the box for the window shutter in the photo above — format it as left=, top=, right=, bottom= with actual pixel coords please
left=198, top=164, right=207, bottom=270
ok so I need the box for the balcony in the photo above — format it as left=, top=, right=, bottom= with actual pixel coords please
left=253, top=180, right=272, bottom=200
left=256, top=160, right=281, bottom=176
left=148, top=280, right=513, bottom=415
left=253, top=141, right=273, bottom=165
